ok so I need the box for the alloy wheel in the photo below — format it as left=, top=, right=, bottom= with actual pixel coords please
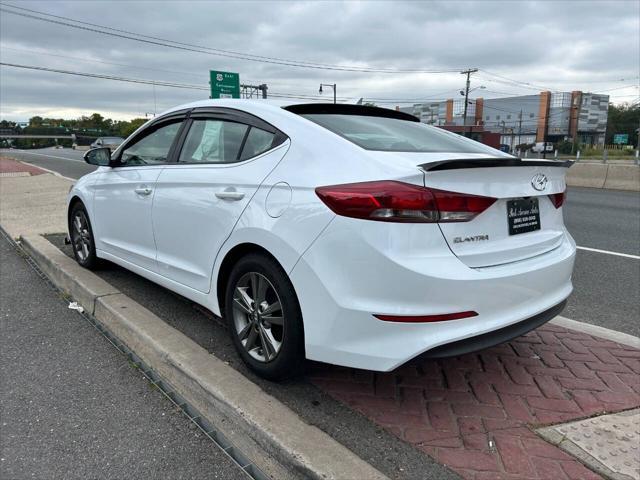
left=232, top=272, right=284, bottom=363
left=71, top=211, right=92, bottom=262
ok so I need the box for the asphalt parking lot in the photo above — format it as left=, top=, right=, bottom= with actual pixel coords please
left=0, top=233, right=246, bottom=480
left=2, top=148, right=639, bottom=479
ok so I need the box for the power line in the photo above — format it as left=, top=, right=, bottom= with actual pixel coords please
left=1, top=46, right=205, bottom=79
left=0, top=61, right=355, bottom=102
left=0, top=3, right=462, bottom=74
left=479, top=70, right=556, bottom=91
left=0, top=62, right=209, bottom=90
left=0, top=46, right=470, bottom=103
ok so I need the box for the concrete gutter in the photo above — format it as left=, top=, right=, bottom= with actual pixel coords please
left=20, top=234, right=388, bottom=480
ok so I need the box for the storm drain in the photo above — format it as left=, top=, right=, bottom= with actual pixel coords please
left=2, top=228, right=271, bottom=480
left=537, top=409, right=640, bottom=480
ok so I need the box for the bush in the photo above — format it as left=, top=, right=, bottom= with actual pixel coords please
left=556, top=140, right=573, bottom=154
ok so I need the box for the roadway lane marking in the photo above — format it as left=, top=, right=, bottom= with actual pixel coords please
left=576, top=245, right=640, bottom=260
left=17, top=160, right=76, bottom=182
left=10, top=150, right=84, bottom=162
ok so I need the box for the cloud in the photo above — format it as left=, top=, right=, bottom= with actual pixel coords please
left=1, top=0, right=638, bottom=121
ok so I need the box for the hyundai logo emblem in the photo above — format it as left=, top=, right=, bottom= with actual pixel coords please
left=531, top=173, right=548, bottom=191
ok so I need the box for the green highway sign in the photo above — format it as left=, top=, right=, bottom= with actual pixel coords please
left=210, top=70, right=240, bottom=99
left=613, top=133, right=629, bottom=144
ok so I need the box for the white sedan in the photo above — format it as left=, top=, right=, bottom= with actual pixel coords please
left=69, top=100, right=576, bottom=380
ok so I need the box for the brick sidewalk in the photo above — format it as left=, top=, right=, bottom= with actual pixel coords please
left=0, top=157, right=47, bottom=176
left=309, top=324, right=640, bottom=479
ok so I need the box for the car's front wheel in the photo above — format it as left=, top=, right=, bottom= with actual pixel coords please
left=69, top=202, right=100, bottom=270
left=224, top=253, right=305, bottom=381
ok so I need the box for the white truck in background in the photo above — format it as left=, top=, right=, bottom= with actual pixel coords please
left=531, top=141, right=554, bottom=153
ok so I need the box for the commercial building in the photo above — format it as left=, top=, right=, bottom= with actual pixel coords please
left=401, top=91, right=609, bottom=149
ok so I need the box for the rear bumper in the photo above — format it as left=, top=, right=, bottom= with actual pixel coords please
left=290, top=216, right=576, bottom=371
left=423, top=299, right=566, bottom=358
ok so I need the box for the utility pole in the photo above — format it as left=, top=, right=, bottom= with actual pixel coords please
left=542, top=102, right=550, bottom=159
left=517, top=109, right=523, bottom=154
left=461, top=68, right=478, bottom=137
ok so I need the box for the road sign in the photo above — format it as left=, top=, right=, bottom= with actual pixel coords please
left=613, top=133, right=629, bottom=144
left=210, top=71, right=240, bottom=99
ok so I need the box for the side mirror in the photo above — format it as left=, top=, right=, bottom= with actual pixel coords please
left=83, top=147, right=113, bottom=166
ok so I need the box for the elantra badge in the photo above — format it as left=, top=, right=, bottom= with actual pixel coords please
left=454, top=235, right=489, bottom=244
left=531, top=173, right=548, bottom=191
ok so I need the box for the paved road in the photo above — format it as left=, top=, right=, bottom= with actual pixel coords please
left=564, top=186, right=640, bottom=256
left=46, top=234, right=459, bottom=480
left=5, top=148, right=639, bottom=335
left=0, top=148, right=96, bottom=179
left=562, top=187, right=640, bottom=336
left=0, top=234, right=245, bottom=480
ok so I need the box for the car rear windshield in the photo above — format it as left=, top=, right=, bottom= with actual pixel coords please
left=301, top=113, right=493, bottom=154
left=102, top=137, right=124, bottom=143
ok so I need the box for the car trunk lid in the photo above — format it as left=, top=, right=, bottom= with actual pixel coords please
left=418, top=158, right=570, bottom=268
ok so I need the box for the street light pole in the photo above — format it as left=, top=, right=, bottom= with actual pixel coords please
left=517, top=109, right=523, bottom=154
left=460, top=68, right=478, bottom=137
left=319, top=83, right=337, bottom=104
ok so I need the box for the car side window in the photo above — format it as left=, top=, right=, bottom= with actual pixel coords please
left=239, top=127, right=276, bottom=161
left=120, top=121, right=182, bottom=166
left=179, top=119, right=249, bottom=164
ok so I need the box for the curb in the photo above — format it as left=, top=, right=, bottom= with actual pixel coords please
left=551, top=316, right=640, bottom=349
left=20, top=234, right=388, bottom=480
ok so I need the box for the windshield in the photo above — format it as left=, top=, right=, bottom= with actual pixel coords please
left=301, top=113, right=495, bottom=154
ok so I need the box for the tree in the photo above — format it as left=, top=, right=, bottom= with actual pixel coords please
left=29, top=116, right=44, bottom=127
left=116, top=118, right=147, bottom=138
left=606, top=103, right=640, bottom=147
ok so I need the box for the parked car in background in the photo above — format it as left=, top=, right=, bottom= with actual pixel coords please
left=69, top=100, right=575, bottom=380
left=90, top=136, right=124, bottom=151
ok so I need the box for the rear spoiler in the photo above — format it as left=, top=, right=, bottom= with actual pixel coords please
left=419, top=157, right=574, bottom=172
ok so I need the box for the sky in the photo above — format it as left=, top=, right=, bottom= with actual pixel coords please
left=1, top=0, right=639, bottom=121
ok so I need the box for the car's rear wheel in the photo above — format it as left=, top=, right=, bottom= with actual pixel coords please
left=69, top=202, right=100, bottom=270
left=225, top=253, right=304, bottom=380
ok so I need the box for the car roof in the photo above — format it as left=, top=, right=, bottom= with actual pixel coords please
left=158, top=98, right=303, bottom=117
left=158, top=98, right=420, bottom=122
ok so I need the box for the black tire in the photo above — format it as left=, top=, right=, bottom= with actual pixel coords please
left=224, top=253, right=305, bottom=381
left=69, top=202, right=100, bottom=270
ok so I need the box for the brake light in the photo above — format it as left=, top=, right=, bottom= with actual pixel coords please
left=548, top=190, right=566, bottom=209
left=374, top=311, right=478, bottom=323
left=315, top=181, right=496, bottom=223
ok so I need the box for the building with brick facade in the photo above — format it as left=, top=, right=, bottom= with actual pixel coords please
left=400, top=91, right=609, bottom=150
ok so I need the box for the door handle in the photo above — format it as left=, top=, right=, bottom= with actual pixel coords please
left=134, top=186, right=153, bottom=196
left=215, top=188, right=245, bottom=201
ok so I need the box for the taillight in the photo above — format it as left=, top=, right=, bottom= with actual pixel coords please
left=548, top=190, right=566, bottom=209
left=315, top=181, right=496, bottom=223
left=431, top=189, right=497, bottom=222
